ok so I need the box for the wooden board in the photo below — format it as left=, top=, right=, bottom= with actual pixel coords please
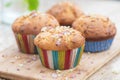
left=0, top=28, right=120, bottom=80
left=1, top=1, right=120, bottom=80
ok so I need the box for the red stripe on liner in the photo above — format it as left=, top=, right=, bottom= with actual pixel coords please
left=64, top=50, right=71, bottom=69
left=22, top=35, right=30, bottom=54
left=42, top=49, right=49, bottom=68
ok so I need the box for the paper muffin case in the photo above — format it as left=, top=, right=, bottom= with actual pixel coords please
left=14, top=33, right=38, bottom=54
left=37, top=45, right=84, bottom=70
left=85, top=38, right=114, bottom=52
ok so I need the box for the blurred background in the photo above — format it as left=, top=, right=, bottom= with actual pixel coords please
left=0, top=0, right=119, bottom=24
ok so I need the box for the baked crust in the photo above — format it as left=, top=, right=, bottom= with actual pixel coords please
left=72, top=15, right=116, bottom=41
left=12, top=11, right=59, bottom=35
left=34, top=26, right=85, bottom=50
left=47, top=2, right=84, bottom=26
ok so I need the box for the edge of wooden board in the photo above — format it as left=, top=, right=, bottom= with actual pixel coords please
left=0, top=44, right=120, bottom=80
left=84, top=52, right=120, bottom=80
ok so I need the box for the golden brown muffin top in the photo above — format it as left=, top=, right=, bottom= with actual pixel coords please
left=72, top=15, right=116, bottom=41
left=34, top=26, right=85, bottom=50
left=47, top=2, right=84, bottom=26
left=12, top=11, right=59, bottom=35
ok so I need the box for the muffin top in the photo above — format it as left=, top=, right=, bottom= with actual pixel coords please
left=34, top=26, right=85, bottom=50
left=12, top=11, right=59, bottom=35
left=72, top=15, right=116, bottom=41
left=47, top=2, right=84, bottom=26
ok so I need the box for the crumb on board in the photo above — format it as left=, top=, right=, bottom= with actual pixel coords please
left=32, top=55, right=38, bottom=61
left=69, top=69, right=74, bottom=72
left=26, top=60, right=32, bottom=63
left=112, top=60, right=120, bottom=74
left=1, top=55, right=5, bottom=58
left=65, top=77, right=69, bottom=80
left=40, top=70, right=45, bottom=73
left=18, top=63, right=24, bottom=67
left=17, top=68, right=20, bottom=71
left=10, top=60, right=15, bottom=64
left=56, top=70, right=62, bottom=74
left=77, top=70, right=81, bottom=74
left=14, top=56, right=21, bottom=59
left=91, top=61, right=94, bottom=64
left=41, top=75, right=46, bottom=80
left=52, top=73, right=58, bottom=78
left=26, top=68, right=31, bottom=70
left=57, top=74, right=61, bottom=77
left=101, top=72, right=104, bottom=75
left=69, top=74, right=76, bottom=79
left=87, top=52, right=91, bottom=54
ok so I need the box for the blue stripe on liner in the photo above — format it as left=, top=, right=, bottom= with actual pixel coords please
left=52, top=51, right=58, bottom=70
left=32, top=35, right=38, bottom=54
left=85, top=38, right=114, bottom=53
left=74, top=48, right=81, bottom=67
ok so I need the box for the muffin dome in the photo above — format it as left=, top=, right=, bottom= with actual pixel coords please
left=12, top=11, right=59, bottom=35
left=34, top=26, right=85, bottom=50
left=72, top=15, right=116, bottom=41
left=47, top=2, right=84, bottom=26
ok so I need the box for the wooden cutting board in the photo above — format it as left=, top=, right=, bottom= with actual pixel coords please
left=0, top=39, right=120, bottom=80
left=0, top=27, right=120, bottom=80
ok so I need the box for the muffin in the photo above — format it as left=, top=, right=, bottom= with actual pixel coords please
left=12, top=11, right=59, bottom=54
left=47, top=2, right=84, bottom=26
left=34, top=26, right=85, bottom=70
left=72, top=15, right=116, bottom=52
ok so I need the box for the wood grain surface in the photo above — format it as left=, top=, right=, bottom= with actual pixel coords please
left=0, top=27, right=120, bottom=80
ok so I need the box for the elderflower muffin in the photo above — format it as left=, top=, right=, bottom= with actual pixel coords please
left=72, top=15, right=116, bottom=52
left=34, top=26, right=85, bottom=70
left=12, top=11, right=59, bottom=54
left=47, top=2, right=84, bottom=26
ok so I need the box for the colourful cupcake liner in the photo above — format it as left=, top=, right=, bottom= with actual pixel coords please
left=37, top=45, right=84, bottom=70
left=14, top=33, right=38, bottom=54
left=84, top=38, right=114, bottom=52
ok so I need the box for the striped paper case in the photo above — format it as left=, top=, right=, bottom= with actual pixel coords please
left=37, top=45, right=84, bottom=70
left=14, top=33, right=38, bottom=54
left=85, top=38, right=114, bottom=52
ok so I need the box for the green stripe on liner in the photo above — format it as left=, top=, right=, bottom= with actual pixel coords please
left=77, top=46, right=84, bottom=65
left=17, top=34, right=24, bottom=52
left=74, top=48, right=81, bottom=67
left=34, top=45, right=38, bottom=54
left=52, top=51, right=58, bottom=70
left=58, top=51, right=65, bottom=69
left=37, top=47, right=43, bottom=65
